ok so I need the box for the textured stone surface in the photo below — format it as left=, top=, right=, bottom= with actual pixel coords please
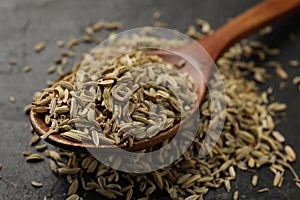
left=0, top=0, right=299, bottom=199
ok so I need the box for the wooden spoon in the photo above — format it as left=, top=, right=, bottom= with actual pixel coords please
left=30, top=0, right=300, bottom=152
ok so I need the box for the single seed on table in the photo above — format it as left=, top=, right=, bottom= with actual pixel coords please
left=252, top=175, right=258, bottom=187
left=233, top=190, right=239, bottom=200
left=268, top=102, right=287, bottom=112
left=25, top=154, right=44, bottom=162
left=56, top=40, right=65, bottom=47
left=292, top=76, right=300, bottom=85
left=9, top=96, right=15, bottom=103
left=31, top=181, right=44, bottom=187
left=8, top=60, right=17, bottom=65
left=34, top=41, right=46, bottom=53
left=61, top=50, right=75, bottom=58
left=35, top=144, right=48, bottom=151
left=275, top=66, right=288, bottom=80
left=0, top=164, right=2, bottom=170
left=289, top=60, right=299, bottom=67
left=23, top=151, right=31, bottom=156
left=29, top=133, right=40, bottom=146
left=153, top=11, right=161, bottom=19
left=257, top=188, right=269, bottom=193
left=279, top=82, right=286, bottom=90
left=47, top=66, right=56, bottom=74
left=23, top=65, right=32, bottom=72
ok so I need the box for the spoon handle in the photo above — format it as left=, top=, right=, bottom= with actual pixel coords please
left=201, top=0, right=300, bottom=60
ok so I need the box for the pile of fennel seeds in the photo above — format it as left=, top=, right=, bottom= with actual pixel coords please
left=33, top=49, right=197, bottom=146
left=24, top=20, right=300, bottom=200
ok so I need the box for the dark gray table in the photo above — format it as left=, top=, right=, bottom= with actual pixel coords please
left=0, top=0, right=300, bottom=199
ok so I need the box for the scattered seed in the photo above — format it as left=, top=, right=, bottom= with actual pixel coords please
left=9, top=96, right=15, bottom=103
left=275, top=66, right=288, bottom=80
left=153, top=11, right=161, bottom=19
left=31, top=181, right=44, bottom=188
left=34, top=41, right=46, bottom=53
left=233, top=190, right=239, bottom=200
left=292, top=76, right=300, bottom=85
left=23, top=66, right=32, bottom=73
left=252, top=175, right=258, bottom=187
left=285, top=145, right=296, bottom=162
left=35, top=144, right=48, bottom=151
left=56, top=40, right=65, bottom=47
left=257, top=188, right=269, bottom=193
left=47, top=66, right=57, bottom=74
left=23, top=151, right=32, bottom=156
left=26, top=154, right=44, bottom=162
left=289, top=60, right=299, bottom=67
left=8, top=60, right=17, bottom=65
left=29, top=133, right=40, bottom=146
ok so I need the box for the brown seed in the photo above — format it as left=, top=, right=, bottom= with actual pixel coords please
left=34, top=41, right=46, bottom=53
left=49, top=160, right=58, bottom=174
left=289, top=60, right=299, bottom=67
left=23, top=104, right=32, bottom=113
left=25, top=154, right=44, bottom=162
left=57, top=167, right=81, bottom=175
left=47, top=66, right=56, bottom=74
left=275, top=66, right=288, bottom=80
left=23, top=151, right=32, bottom=156
left=95, top=189, right=117, bottom=199
left=29, top=133, right=40, bottom=146
left=56, top=40, right=65, bottom=47
left=8, top=60, right=17, bottom=65
left=292, top=76, right=300, bottom=85
left=23, top=65, right=32, bottom=73
left=68, top=179, right=79, bottom=195
left=46, top=150, right=62, bottom=162
left=61, top=50, right=75, bottom=58
left=153, top=11, right=161, bottom=19
left=35, top=144, right=48, bottom=151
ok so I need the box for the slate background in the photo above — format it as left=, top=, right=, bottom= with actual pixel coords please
left=0, top=0, right=299, bottom=199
